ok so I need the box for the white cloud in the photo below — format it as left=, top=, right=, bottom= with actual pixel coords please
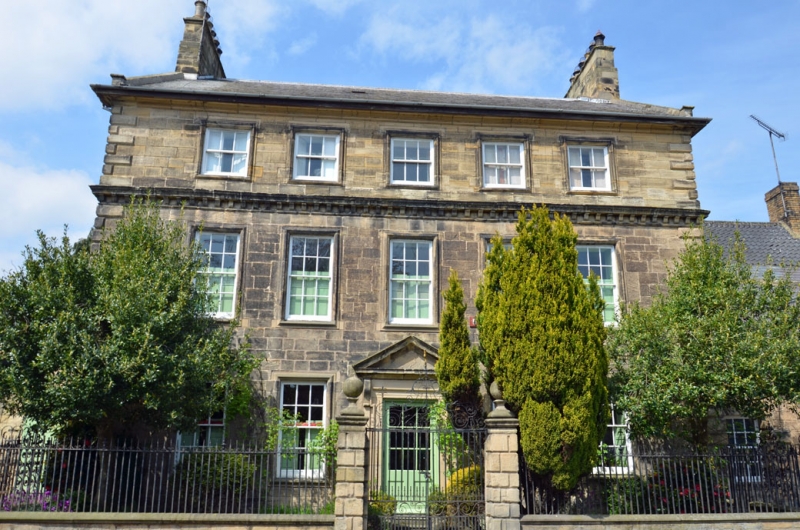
left=288, top=34, right=318, bottom=56
left=0, top=161, right=97, bottom=273
left=0, top=1, right=187, bottom=111
left=210, top=0, right=285, bottom=70
left=360, top=8, right=567, bottom=94
left=576, top=0, right=596, bottom=13
left=306, top=0, right=365, bottom=16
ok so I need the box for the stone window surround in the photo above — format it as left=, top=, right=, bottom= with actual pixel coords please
left=381, top=232, right=439, bottom=330
left=278, top=228, right=340, bottom=328
left=560, top=135, right=618, bottom=195
left=192, top=225, right=247, bottom=322
left=476, top=133, right=532, bottom=191
left=384, top=130, right=440, bottom=190
left=289, top=126, right=347, bottom=185
left=196, top=120, right=257, bottom=181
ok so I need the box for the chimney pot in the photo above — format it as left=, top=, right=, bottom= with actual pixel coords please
left=194, top=1, right=206, bottom=18
left=593, top=31, right=605, bottom=47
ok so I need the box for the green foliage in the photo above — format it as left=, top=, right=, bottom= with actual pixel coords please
left=435, top=270, right=480, bottom=406
left=476, top=206, right=608, bottom=491
left=179, top=450, right=257, bottom=496
left=607, top=232, right=800, bottom=446
left=0, top=200, right=257, bottom=437
left=262, top=407, right=300, bottom=450
left=308, top=419, right=339, bottom=471
left=367, top=490, right=397, bottom=530
left=429, top=465, right=484, bottom=521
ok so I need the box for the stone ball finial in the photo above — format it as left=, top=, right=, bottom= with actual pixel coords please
left=343, top=374, right=364, bottom=399
left=489, top=380, right=502, bottom=401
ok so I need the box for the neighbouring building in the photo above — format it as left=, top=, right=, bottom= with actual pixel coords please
left=85, top=2, right=712, bottom=464
left=705, top=181, right=800, bottom=446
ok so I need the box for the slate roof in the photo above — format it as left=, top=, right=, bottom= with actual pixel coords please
left=92, top=73, right=710, bottom=130
left=704, top=221, right=800, bottom=283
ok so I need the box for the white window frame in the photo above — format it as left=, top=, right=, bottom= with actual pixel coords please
left=568, top=145, right=611, bottom=191
left=196, top=232, right=241, bottom=320
left=726, top=418, right=761, bottom=483
left=285, top=235, right=334, bottom=321
left=482, top=142, right=525, bottom=188
left=293, top=133, right=340, bottom=181
left=390, top=138, right=435, bottom=186
left=278, top=381, right=328, bottom=479
left=389, top=240, right=434, bottom=325
left=593, top=404, right=633, bottom=476
left=202, top=128, right=251, bottom=177
left=577, top=245, right=618, bottom=326
left=178, top=411, right=225, bottom=448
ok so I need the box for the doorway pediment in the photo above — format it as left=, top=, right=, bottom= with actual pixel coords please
left=353, top=336, right=439, bottom=380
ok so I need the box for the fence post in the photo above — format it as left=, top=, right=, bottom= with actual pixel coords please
left=484, top=382, right=521, bottom=530
left=334, top=374, right=369, bottom=530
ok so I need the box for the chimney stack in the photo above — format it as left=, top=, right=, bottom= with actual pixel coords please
left=175, top=1, right=226, bottom=79
left=765, top=182, right=800, bottom=236
left=565, top=32, right=619, bottom=100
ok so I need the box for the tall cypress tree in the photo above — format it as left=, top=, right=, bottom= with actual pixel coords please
left=476, top=206, right=608, bottom=491
left=435, top=270, right=480, bottom=407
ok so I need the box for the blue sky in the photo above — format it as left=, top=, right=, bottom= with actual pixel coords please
left=1, top=0, right=798, bottom=273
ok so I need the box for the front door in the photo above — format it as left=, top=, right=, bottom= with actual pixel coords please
left=383, top=403, right=438, bottom=514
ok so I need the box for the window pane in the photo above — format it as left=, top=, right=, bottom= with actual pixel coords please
left=310, top=136, right=323, bottom=156
left=323, top=137, right=336, bottom=157
left=582, top=168, right=593, bottom=188
left=594, top=170, right=607, bottom=189
left=417, top=243, right=429, bottom=261
left=569, top=168, right=581, bottom=188
left=204, top=152, right=221, bottom=173
left=234, top=132, right=248, bottom=151
left=509, top=167, right=521, bottom=186
left=309, top=158, right=322, bottom=176
left=581, top=148, right=591, bottom=166
left=485, top=145, right=496, bottom=164
left=208, top=129, right=222, bottom=149
left=311, top=385, right=324, bottom=405
left=593, top=148, right=605, bottom=166
left=509, top=145, right=521, bottom=164
left=322, top=159, right=335, bottom=178
left=418, top=142, right=431, bottom=161
left=231, top=153, right=247, bottom=174
left=418, top=164, right=429, bottom=182
left=393, top=141, right=404, bottom=160
left=297, top=135, right=310, bottom=155
left=392, top=162, right=404, bottom=180
left=407, top=143, right=418, bottom=160
left=220, top=153, right=233, bottom=173
left=222, top=132, right=235, bottom=150
left=497, top=145, right=508, bottom=163
left=406, top=243, right=416, bottom=260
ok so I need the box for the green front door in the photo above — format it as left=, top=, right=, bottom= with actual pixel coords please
left=383, top=403, right=438, bottom=514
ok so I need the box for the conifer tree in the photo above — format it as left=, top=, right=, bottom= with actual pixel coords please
left=476, top=206, right=608, bottom=491
left=435, top=270, right=480, bottom=407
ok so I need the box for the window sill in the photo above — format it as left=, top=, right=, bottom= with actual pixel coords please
left=382, top=323, right=439, bottom=332
left=197, top=173, right=251, bottom=181
left=290, top=177, right=342, bottom=186
left=388, top=182, right=438, bottom=190
left=567, top=189, right=617, bottom=196
left=481, top=185, right=527, bottom=191
left=279, top=320, right=337, bottom=328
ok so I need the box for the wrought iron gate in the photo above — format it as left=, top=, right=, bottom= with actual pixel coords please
left=366, top=402, right=486, bottom=530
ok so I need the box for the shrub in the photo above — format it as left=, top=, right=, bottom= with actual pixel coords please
left=367, top=490, right=396, bottom=530
left=429, top=465, right=484, bottom=519
left=179, top=450, right=257, bottom=498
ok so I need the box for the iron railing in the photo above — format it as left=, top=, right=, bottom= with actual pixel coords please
left=521, top=442, right=800, bottom=515
left=0, top=436, right=334, bottom=514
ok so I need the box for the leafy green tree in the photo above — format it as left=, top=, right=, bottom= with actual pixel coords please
left=0, top=201, right=256, bottom=439
left=435, top=270, right=480, bottom=406
left=608, top=233, right=800, bottom=447
left=476, top=206, right=608, bottom=491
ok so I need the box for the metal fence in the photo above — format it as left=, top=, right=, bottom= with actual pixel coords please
left=0, top=436, right=334, bottom=514
left=521, top=442, right=800, bottom=515
left=366, top=403, right=486, bottom=530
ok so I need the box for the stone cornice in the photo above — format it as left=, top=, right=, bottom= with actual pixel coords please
left=91, top=185, right=708, bottom=228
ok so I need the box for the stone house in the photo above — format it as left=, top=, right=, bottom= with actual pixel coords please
left=705, top=181, right=800, bottom=447
left=86, top=0, right=710, bottom=461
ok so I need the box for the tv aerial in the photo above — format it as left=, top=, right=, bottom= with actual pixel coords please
left=750, top=115, right=786, bottom=184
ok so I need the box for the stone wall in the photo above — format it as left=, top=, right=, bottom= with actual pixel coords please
left=0, top=513, right=333, bottom=530
left=98, top=99, right=700, bottom=210
left=521, top=513, right=800, bottom=529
